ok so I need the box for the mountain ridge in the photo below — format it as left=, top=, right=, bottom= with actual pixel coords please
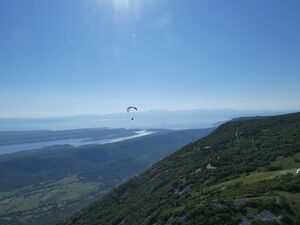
left=58, top=112, right=300, bottom=225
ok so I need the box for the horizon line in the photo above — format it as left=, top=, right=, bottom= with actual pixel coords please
left=0, top=108, right=299, bottom=119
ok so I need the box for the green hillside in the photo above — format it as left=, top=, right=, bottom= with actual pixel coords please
left=59, top=112, right=300, bottom=225
left=0, top=129, right=212, bottom=225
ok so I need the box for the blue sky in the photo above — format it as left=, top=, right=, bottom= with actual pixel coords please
left=0, top=0, right=300, bottom=117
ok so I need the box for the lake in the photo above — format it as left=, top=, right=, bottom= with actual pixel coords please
left=0, top=130, right=155, bottom=155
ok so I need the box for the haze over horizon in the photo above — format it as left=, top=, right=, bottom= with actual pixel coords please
left=0, top=108, right=298, bottom=131
left=1, top=0, right=300, bottom=117
left=0, top=108, right=299, bottom=119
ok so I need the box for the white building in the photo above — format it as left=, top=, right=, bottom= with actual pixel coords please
left=207, top=163, right=216, bottom=170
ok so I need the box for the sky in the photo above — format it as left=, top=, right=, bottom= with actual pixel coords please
left=0, top=0, right=300, bottom=117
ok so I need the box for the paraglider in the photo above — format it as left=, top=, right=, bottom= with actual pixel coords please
left=127, top=106, right=138, bottom=120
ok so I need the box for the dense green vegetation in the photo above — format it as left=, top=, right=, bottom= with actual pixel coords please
left=0, top=128, right=212, bottom=225
left=59, top=112, right=300, bottom=225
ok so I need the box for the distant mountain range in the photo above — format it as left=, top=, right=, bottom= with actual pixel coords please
left=0, top=109, right=297, bottom=131
left=58, top=112, right=300, bottom=225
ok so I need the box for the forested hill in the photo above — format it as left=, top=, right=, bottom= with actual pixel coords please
left=59, top=112, right=300, bottom=225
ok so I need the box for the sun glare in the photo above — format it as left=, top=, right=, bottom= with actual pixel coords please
left=113, top=0, right=130, bottom=12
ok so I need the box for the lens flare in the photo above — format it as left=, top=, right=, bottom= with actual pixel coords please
left=113, top=0, right=130, bottom=12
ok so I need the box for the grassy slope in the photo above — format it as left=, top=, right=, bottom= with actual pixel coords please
left=0, top=176, right=99, bottom=225
left=58, top=112, right=300, bottom=225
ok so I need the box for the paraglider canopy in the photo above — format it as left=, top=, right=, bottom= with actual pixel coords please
left=127, top=106, right=138, bottom=120
left=127, top=106, right=138, bottom=112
